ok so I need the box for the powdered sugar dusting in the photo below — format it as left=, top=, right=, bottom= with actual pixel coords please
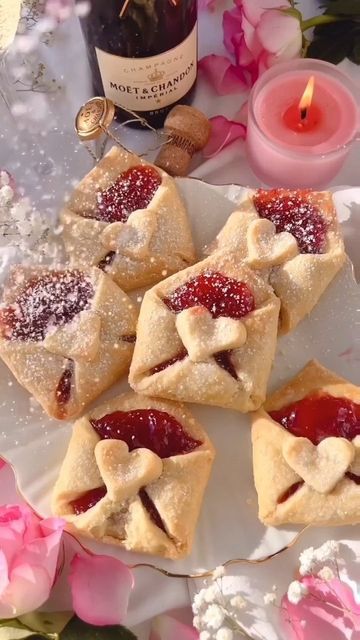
left=253, top=189, right=328, bottom=254
left=94, top=165, right=161, bottom=223
left=0, top=270, right=93, bottom=342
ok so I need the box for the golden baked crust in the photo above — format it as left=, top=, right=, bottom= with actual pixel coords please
left=209, top=190, right=346, bottom=333
left=52, top=392, right=215, bottom=559
left=129, top=252, right=280, bottom=412
left=252, top=360, right=360, bottom=526
left=60, top=146, right=196, bottom=291
left=0, top=266, right=137, bottom=420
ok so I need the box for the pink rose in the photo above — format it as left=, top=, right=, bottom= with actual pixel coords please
left=223, top=0, right=302, bottom=80
left=0, top=504, right=64, bottom=618
left=199, top=0, right=302, bottom=98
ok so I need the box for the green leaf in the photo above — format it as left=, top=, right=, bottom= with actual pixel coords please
left=0, top=618, right=57, bottom=640
left=307, top=19, right=358, bottom=63
left=61, top=617, right=137, bottom=640
left=18, top=614, right=73, bottom=635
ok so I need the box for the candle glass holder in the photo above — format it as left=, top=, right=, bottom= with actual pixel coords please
left=246, top=59, right=360, bottom=189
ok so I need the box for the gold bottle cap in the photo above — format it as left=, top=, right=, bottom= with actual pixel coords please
left=75, top=97, right=115, bottom=141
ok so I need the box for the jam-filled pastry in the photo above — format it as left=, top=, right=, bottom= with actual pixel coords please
left=129, top=252, right=280, bottom=412
left=209, top=189, right=346, bottom=333
left=52, top=392, right=215, bottom=559
left=0, top=266, right=137, bottom=420
left=60, top=146, right=195, bottom=291
left=252, top=360, right=360, bottom=526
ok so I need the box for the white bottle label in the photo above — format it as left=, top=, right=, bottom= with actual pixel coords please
left=95, top=23, right=197, bottom=112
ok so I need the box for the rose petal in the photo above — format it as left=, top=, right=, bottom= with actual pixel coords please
left=0, top=562, right=52, bottom=617
left=0, top=458, right=5, bottom=471
left=223, top=7, right=243, bottom=56
left=150, top=614, right=199, bottom=640
left=241, top=0, right=287, bottom=26
left=0, top=550, right=9, bottom=597
left=256, top=10, right=302, bottom=59
left=281, top=576, right=360, bottom=640
left=69, top=553, right=134, bottom=626
left=203, top=116, right=246, bottom=158
left=199, top=55, right=248, bottom=95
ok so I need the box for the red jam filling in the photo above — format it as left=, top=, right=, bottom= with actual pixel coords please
left=151, top=349, right=188, bottom=375
left=139, top=488, right=166, bottom=532
left=56, top=362, right=73, bottom=409
left=253, top=189, right=328, bottom=254
left=163, top=271, right=255, bottom=319
left=70, top=486, right=107, bottom=515
left=97, top=251, right=116, bottom=271
left=214, top=351, right=237, bottom=379
left=91, top=409, right=201, bottom=458
left=0, top=271, right=93, bottom=342
left=95, top=165, right=161, bottom=223
left=278, top=481, right=304, bottom=504
left=269, top=392, right=360, bottom=445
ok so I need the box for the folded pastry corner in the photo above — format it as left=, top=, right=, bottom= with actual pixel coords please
left=129, top=251, right=280, bottom=412
left=52, top=392, right=215, bottom=559
left=252, top=359, right=360, bottom=526
left=60, top=146, right=196, bottom=291
left=211, top=189, right=346, bottom=333
left=0, top=266, right=137, bottom=420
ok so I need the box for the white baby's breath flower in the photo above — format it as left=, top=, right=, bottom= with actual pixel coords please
left=318, top=566, right=335, bottom=581
left=0, top=171, right=10, bottom=186
left=199, top=632, right=211, bottom=640
left=264, top=592, right=277, bottom=605
left=230, top=595, right=246, bottom=610
left=193, top=588, right=207, bottom=612
left=0, top=185, right=14, bottom=205
left=204, top=584, right=220, bottom=604
left=216, top=628, right=233, bottom=640
left=213, top=566, right=225, bottom=580
left=287, top=580, right=309, bottom=605
left=315, top=541, right=339, bottom=563
left=299, top=546, right=317, bottom=576
left=193, top=615, right=201, bottom=629
left=75, top=0, right=91, bottom=17
left=202, top=604, right=225, bottom=630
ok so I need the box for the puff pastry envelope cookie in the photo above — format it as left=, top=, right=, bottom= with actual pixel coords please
left=252, top=360, right=360, bottom=526
left=60, top=146, right=195, bottom=291
left=52, top=392, right=215, bottom=559
left=0, top=266, right=137, bottom=420
left=129, top=252, right=280, bottom=412
left=210, top=189, right=346, bottom=333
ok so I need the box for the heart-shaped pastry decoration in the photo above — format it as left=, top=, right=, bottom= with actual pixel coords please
left=247, top=218, right=299, bottom=269
left=283, top=436, right=355, bottom=494
left=176, top=306, right=247, bottom=362
left=95, top=439, right=163, bottom=502
left=43, top=310, right=101, bottom=362
left=101, top=209, right=157, bottom=260
left=349, top=434, right=360, bottom=475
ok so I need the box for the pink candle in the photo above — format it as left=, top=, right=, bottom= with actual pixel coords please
left=246, top=59, right=359, bottom=189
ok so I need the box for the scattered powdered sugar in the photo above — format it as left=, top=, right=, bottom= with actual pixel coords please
left=0, top=270, right=93, bottom=342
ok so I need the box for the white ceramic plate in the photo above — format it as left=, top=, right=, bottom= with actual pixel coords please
left=0, top=180, right=360, bottom=583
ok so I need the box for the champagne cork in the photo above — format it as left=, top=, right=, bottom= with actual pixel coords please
left=155, top=105, right=211, bottom=177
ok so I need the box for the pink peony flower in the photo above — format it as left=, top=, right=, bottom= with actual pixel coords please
left=281, top=575, right=360, bottom=640
left=0, top=504, right=64, bottom=618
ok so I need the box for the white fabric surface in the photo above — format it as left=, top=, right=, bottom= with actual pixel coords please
left=1, top=1, right=360, bottom=638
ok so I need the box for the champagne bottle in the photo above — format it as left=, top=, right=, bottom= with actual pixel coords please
left=77, top=0, right=198, bottom=128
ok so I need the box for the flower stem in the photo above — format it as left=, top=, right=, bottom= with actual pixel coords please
left=301, top=14, right=343, bottom=32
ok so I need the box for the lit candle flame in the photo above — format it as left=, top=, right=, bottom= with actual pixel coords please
left=299, top=75, right=315, bottom=121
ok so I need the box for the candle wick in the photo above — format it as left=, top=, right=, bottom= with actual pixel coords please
left=300, top=107, right=307, bottom=121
